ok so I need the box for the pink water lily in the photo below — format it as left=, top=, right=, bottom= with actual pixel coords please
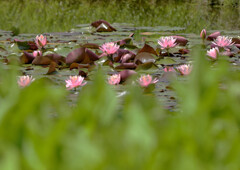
left=158, top=36, right=177, bottom=50
left=138, top=74, right=158, bottom=87
left=65, top=76, right=87, bottom=90
left=35, top=34, right=47, bottom=49
left=176, top=64, right=192, bottom=75
left=32, top=50, right=42, bottom=57
left=163, top=67, right=176, bottom=72
left=207, top=47, right=219, bottom=60
left=212, top=36, right=234, bottom=48
left=18, top=75, right=35, bottom=87
left=99, top=42, right=120, bottom=55
left=108, top=74, right=121, bottom=85
left=200, top=29, right=207, bottom=40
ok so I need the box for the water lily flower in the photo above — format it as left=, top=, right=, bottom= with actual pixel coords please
left=212, top=36, right=234, bottom=48
left=176, top=64, right=192, bottom=75
left=163, top=67, right=176, bottom=72
left=158, top=36, right=177, bottom=50
left=32, top=50, right=42, bottom=57
left=138, top=74, right=158, bottom=87
left=200, top=29, right=207, bottom=40
left=108, top=74, right=121, bottom=85
left=99, top=42, right=120, bottom=55
left=18, top=75, right=35, bottom=87
left=65, top=76, right=87, bottom=90
left=35, top=34, right=47, bottom=49
left=207, top=47, right=219, bottom=60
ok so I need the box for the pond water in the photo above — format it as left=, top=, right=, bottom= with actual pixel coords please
left=0, top=1, right=240, bottom=111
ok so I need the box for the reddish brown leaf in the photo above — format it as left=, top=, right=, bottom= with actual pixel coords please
left=207, top=31, right=221, bottom=41
left=66, top=47, right=86, bottom=64
left=113, top=49, right=135, bottom=62
left=232, top=38, right=240, bottom=44
left=134, top=52, right=156, bottom=64
left=137, top=44, right=157, bottom=56
left=79, top=70, right=88, bottom=78
left=119, top=70, right=137, bottom=82
left=91, top=20, right=116, bottom=32
left=115, top=63, right=137, bottom=69
left=32, top=53, right=64, bottom=65
left=32, top=55, right=52, bottom=65
left=46, top=62, right=57, bottom=74
left=179, top=49, right=190, bottom=54
left=70, top=63, right=79, bottom=70
left=115, top=38, right=132, bottom=47
left=20, top=51, right=35, bottom=64
left=66, top=47, right=99, bottom=64
left=121, top=53, right=135, bottom=63
left=85, top=48, right=100, bottom=61
left=235, top=44, right=240, bottom=49
left=172, top=36, right=188, bottom=46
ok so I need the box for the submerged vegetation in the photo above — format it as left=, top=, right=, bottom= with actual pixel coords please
left=1, top=0, right=240, bottom=169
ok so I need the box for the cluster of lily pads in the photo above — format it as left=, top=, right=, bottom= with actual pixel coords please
left=15, top=20, right=240, bottom=92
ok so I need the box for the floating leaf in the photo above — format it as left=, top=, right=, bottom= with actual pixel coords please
left=66, top=47, right=85, bottom=64
left=137, top=44, right=157, bottom=56
left=207, top=31, right=221, bottom=41
left=14, top=39, right=38, bottom=50
left=20, top=51, right=35, bottom=64
left=80, top=43, right=99, bottom=49
left=121, top=53, right=135, bottom=63
left=32, top=53, right=65, bottom=65
left=136, top=62, right=159, bottom=71
left=157, top=57, right=176, bottom=65
left=91, top=20, right=116, bottom=32
left=115, top=63, right=137, bottom=69
left=134, top=52, right=156, bottom=64
left=46, top=62, right=57, bottom=74
left=54, top=46, right=72, bottom=57
left=119, top=70, right=137, bottom=82
left=172, top=36, right=188, bottom=46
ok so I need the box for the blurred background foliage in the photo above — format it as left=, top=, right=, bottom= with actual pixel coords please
left=0, top=0, right=239, bottom=33
left=1, top=47, right=240, bottom=169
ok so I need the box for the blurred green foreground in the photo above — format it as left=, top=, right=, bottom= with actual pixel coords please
left=1, top=47, right=240, bottom=169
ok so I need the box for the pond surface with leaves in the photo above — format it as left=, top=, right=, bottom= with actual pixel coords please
left=1, top=20, right=240, bottom=111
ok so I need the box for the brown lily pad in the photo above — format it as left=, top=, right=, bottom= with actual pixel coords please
left=178, top=49, right=190, bottom=54
left=66, top=47, right=99, bottom=64
left=91, top=20, right=116, bottom=32
left=66, top=47, right=85, bottom=64
left=232, top=38, right=240, bottom=44
left=32, top=53, right=65, bottom=65
left=46, top=62, right=57, bottom=74
left=119, top=70, right=137, bottom=82
left=79, top=70, right=88, bottom=78
left=207, top=31, right=221, bottom=41
left=134, top=52, right=156, bottom=64
left=137, top=44, right=157, bottom=56
left=172, top=36, right=188, bottom=46
left=70, top=63, right=79, bottom=70
left=20, top=51, right=35, bottom=64
left=115, top=63, right=137, bottom=69
left=121, top=53, right=135, bottom=63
